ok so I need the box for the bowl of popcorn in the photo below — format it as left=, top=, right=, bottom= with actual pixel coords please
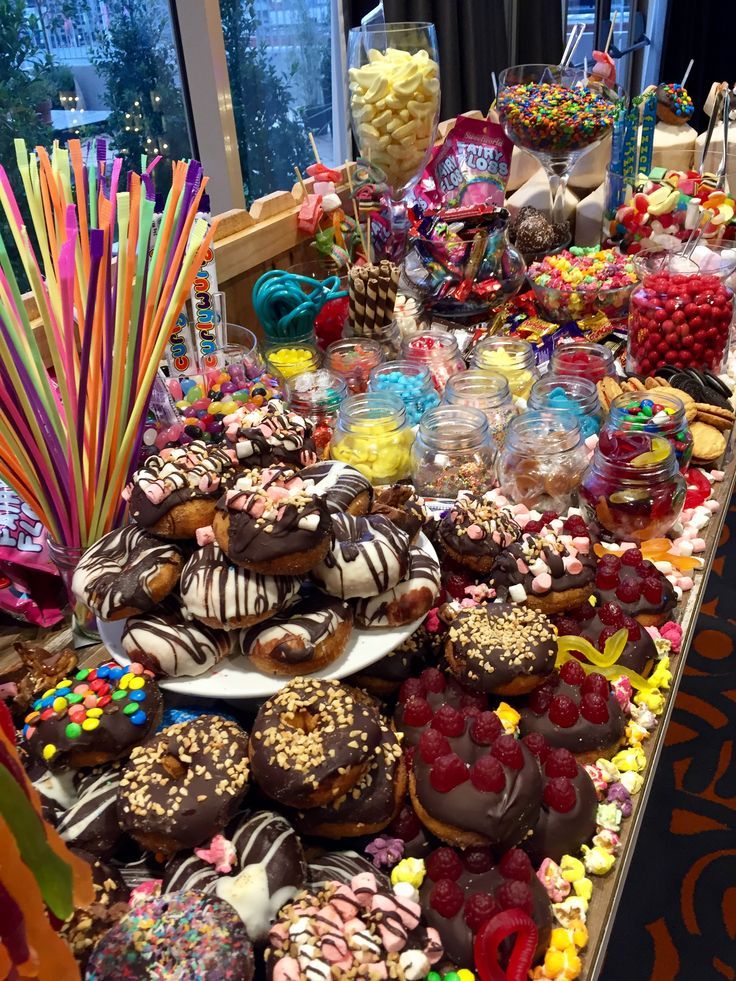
left=528, top=246, right=638, bottom=323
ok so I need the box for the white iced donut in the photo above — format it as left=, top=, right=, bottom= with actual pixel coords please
left=353, top=546, right=440, bottom=628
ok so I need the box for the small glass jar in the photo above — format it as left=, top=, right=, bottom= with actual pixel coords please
left=265, top=342, right=322, bottom=382
left=470, top=336, right=539, bottom=399
left=412, top=406, right=495, bottom=498
left=47, top=540, right=99, bottom=640
left=497, top=410, right=589, bottom=511
left=330, top=392, right=414, bottom=484
left=604, top=391, right=694, bottom=473
left=529, top=374, right=602, bottom=438
left=402, top=329, right=466, bottom=392
left=368, top=361, right=440, bottom=426
left=442, top=370, right=518, bottom=449
left=287, top=369, right=348, bottom=455
left=263, top=322, right=317, bottom=349
left=580, top=431, right=686, bottom=541
left=549, top=341, right=615, bottom=383
left=325, top=338, right=384, bottom=394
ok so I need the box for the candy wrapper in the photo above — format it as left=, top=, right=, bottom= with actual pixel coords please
left=416, top=116, right=513, bottom=209
left=0, top=484, right=64, bottom=627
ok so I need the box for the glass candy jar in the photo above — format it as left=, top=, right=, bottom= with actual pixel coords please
left=443, top=370, right=518, bottom=449
left=529, top=374, right=602, bottom=438
left=265, top=342, right=322, bottom=382
left=287, top=369, right=348, bottom=455
left=549, top=341, right=615, bottom=383
left=330, top=392, right=414, bottom=484
left=411, top=406, right=495, bottom=498
left=470, top=336, right=539, bottom=399
left=402, top=329, right=466, bottom=392
left=368, top=361, right=440, bottom=426
left=497, top=410, right=588, bottom=511
left=627, top=252, right=734, bottom=375
left=580, top=430, right=686, bottom=541
left=325, top=338, right=384, bottom=394
left=604, top=391, right=693, bottom=473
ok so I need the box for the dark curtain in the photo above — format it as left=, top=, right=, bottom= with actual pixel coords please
left=512, top=0, right=563, bottom=66
left=343, top=0, right=381, bottom=28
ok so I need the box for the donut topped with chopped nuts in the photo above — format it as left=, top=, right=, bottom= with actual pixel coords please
left=248, top=677, right=384, bottom=809
left=444, top=602, right=557, bottom=696
left=117, top=716, right=251, bottom=856
left=439, top=496, right=521, bottom=573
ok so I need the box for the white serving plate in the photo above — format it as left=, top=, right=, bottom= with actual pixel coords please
left=98, top=532, right=437, bottom=701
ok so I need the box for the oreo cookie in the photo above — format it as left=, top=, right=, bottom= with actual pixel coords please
left=669, top=371, right=706, bottom=401
left=703, top=368, right=733, bottom=399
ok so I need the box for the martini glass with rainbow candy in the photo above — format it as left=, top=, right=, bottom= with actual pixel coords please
left=498, top=64, right=619, bottom=228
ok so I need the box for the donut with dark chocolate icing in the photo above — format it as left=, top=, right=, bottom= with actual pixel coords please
left=56, top=762, right=124, bottom=857
left=213, top=466, right=332, bottom=576
left=180, top=543, right=300, bottom=629
left=121, top=604, right=231, bottom=678
left=240, top=589, right=353, bottom=677
left=72, top=525, right=183, bottom=621
left=438, top=496, right=521, bottom=573
left=126, top=441, right=236, bottom=539
left=353, top=546, right=441, bottom=628
left=311, top=512, right=410, bottom=599
left=350, top=624, right=441, bottom=696
left=394, top=668, right=489, bottom=748
left=656, top=82, right=694, bottom=125
left=248, top=677, right=383, bottom=809
left=118, top=716, right=251, bottom=855
left=593, top=550, right=677, bottom=626
left=223, top=399, right=318, bottom=470
left=556, top=602, right=657, bottom=675
left=444, top=602, right=557, bottom=696
left=299, top=459, right=373, bottom=515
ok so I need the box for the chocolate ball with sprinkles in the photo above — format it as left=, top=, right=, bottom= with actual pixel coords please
left=85, top=890, right=255, bottom=981
left=445, top=603, right=557, bottom=696
left=117, top=716, right=251, bottom=856
left=438, top=496, right=521, bottom=573
left=656, top=82, right=694, bottom=125
left=23, top=661, right=162, bottom=770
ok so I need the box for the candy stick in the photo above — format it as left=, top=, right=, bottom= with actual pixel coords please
left=681, top=58, right=694, bottom=89
left=309, top=131, right=321, bottom=165
left=604, top=11, right=618, bottom=54
left=294, top=166, right=309, bottom=199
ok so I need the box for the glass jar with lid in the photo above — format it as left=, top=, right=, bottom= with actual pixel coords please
left=443, top=370, right=518, bottom=449
left=330, top=392, right=414, bottom=484
left=402, top=329, right=466, bottom=392
left=603, top=391, right=693, bottom=472
left=529, top=374, right=602, bottom=438
left=411, top=405, right=495, bottom=498
left=497, top=410, right=588, bottom=511
left=325, top=338, right=384, bottom=394
left=549, top=341, right=615, bottom=383
left=287, top=369, right=348, bottom=455
left=470, top=336, right=539, bottom=399
left=368, top=361, right=440, bottom=426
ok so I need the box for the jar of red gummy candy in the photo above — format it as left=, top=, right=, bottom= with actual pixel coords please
left=604, top=392, right=693, bottom=473
left=549, top=341, right=615, bottom=383
left=580, top=430, right=686, bottom=541
left=325, top=338, right=384, bottom=394
left=402, top=329, right=466, bottom=392
left=627, top=253, right=734, bottom=375
left=287, top=369, right=348, bottom=454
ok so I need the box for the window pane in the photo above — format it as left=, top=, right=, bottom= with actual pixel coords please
left=223, top=0, right=335, bottom=204
left=563, top=0, right=596, bottom=67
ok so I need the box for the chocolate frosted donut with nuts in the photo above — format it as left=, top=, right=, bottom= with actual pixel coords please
left=180, top=543, right=300, bottom=629
left=118, top=716, right=250, bottom=855
left=126, top=441, right=236, bottom=539
left=224, top=399, right=318, bottom=470
left=248, top=677, right=383, bottom=809
left=121, top=604, right=231, bottom=679
left=445, top=603, right=557, bottom=696
left=439, top=496, right=521, bottom=573
left=213, top=466, right=332, bottom=576
left=299, top=459, right=374, bottom=515
left=72, top=525, right=182, bottom=620
left=353, top=545, right=441, bottom=628
left=311, top=512, right=410, bottom=599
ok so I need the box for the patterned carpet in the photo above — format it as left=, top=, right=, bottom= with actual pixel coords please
left=600, top=496, right=736, bottom=980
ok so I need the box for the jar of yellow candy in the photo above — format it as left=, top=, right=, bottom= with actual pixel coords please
left=265, top=342, right=322, bottom=382
left=331, top=392, right=414, bottom=484
left=470, top=336, right=539, bottom=400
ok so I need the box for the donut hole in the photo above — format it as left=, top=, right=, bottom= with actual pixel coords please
left=162, top=753, right=187, bottom=780
left=282, top=709, right=319, bottom=734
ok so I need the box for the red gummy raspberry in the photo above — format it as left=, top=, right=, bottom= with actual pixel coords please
left=598, top=601, right=624, bottom=627
left=388, top=804, right=422, bottom=843
left=496, top=880, right=532, bottom=915
left=563, top=515, right=588, bottom=537
left=596, top=568, right=618, bottom=590
left=556, top=616, right=581, bottom=636
left=599, top=554, right=621, bottom=571
left=621, top=547, right=643, bottom=567
left=426, top=847, right=463, bottom=882
left=559, top=660, right=586, bottom=686
left=470, top=710, right=503, bottom=745
left=544, top=747, right=578, bottom=778
left=543, top=776, right=577, bottom=813
left=524, top=519, right=544, bottom=533
left=581, top=672, right=609, bottom=699
left=463, top=847, right=494, bottom=873
left=548, top=695, right=580, bottom=728
left=491, top=735, right=524, bottom=770
left=529, top=687, right=553, bottom=716
left=499, top=848, right=533, bottom=883
left=470, top=755, right=505, bottom=792
left=431, top=704, right=465, bottom=738
left=460, top=704, right=482, bottom=722
left=429, top=878, right=465, bottom=918
left=430, top=753, right=469, bottom=793
left=623, top=616, right=642, bottom=641
left=420, top=667, right=446, bottom=693
left=576, top=602, right=596, bottom=622
left=522, top=732, right=549, bottom=761
left=460, top=691, right=488, bottom=712
left=580, top=692, right=610, bottom=724
left=642, top=577, right=663, bottom=604
left=445, top=571, right=473, bottom=601
left=402, top=696, right=433, bottom=728
left=541, top=510, right=558, bottom=525
left=464, top=892, right=501, bottom=931
left=399, top=677, right=425, bottom=703
left=597, top=625, right=620, bottom=651
left=418, top=728, right=451, bottom=764
left=616, top=579, right=642, bottom=604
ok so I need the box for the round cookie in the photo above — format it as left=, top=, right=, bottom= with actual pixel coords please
left=438, top=496, right=521, bottom=573
left=224, top=400, right=318, bottom=470
left=240, top=590, right=353, bottom=677
left=248, top=677, right=383, bottom=809
left=56, top=763, right=124, bottom=857
left=72, top=525, right=182, bottom=621
left=126, top=441, right=236, bottom=539
left=180, top=543, right=300, bottom=629
left=353, top=546, right=440, bottom=628
left=444, top=602, right=557, bottom=695
left=213, top=466, right=332, bottom=576
left=311, top=512, right=410, bottom=599
left=22, top=661, right=162, bottom=770
left=118, top=716, right=250, bottom=855
left=85, top=890, right=255, bottom=981
left=121, top=606, right=231, bottom=679
left=163, top=810, right=307, bottom=944
left=299, top=459, right=373, bottom=515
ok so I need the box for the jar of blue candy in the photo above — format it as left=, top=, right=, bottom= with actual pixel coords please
left=368, top=361, right=440, bottom=426
left=528, top=375, right=602, bottom=438
left=603, top=391, right=693, bottom=472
